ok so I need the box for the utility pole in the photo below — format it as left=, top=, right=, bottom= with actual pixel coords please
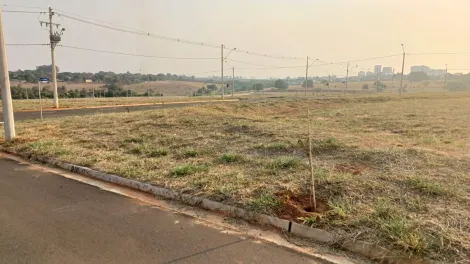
left=399, top=44, right=405, bottom=97
left=147, top=73, right=150, bottom=98
left=232, top=67, right=235, bottom=98
left=305, top=56, right=309, bottom=96
left=43, top=7, right=64, bottom=108
left=0, top=9, right=16, bottom=140
left=345, top=63, right=349, bottom=94
left=391, top=68, right=395, bottom=89
left=444, top=64, right=448, bottom=94
left=49, top=7, right=58, bottom=108
left=221, top=44, right=224, bottom=100
left=328, top=75, right=331, bottom=94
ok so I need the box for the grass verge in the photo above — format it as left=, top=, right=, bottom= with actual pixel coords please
left=2, top=93, right=470, bottom=262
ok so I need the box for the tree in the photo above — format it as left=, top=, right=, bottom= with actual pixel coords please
left=253, top=83, right=264, bottom=91
left=320, top=80, right=329, bottom=87
left=302, top=80, right=314, bottom=88
left=408, top=72, right=429, bottom=83
left=206, top=84, right=218, bottom=91
left=362, top=84, right=369, bottom=90
left=373, top=81, right=387, bottom=92
left=274, top=79, right=288, bottom=90
left=447, top=81, right=468, bottom=92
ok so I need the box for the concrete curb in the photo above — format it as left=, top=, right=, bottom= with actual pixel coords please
left=6, top=151, right=438, bottom=264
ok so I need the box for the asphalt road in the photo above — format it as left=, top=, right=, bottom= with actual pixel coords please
left=2, top=101, right=227, bottom=122
left=0, top=156, right=319, bottom=264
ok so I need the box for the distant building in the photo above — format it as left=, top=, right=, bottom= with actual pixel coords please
left=410, top=65, right=431, bottom=73
left=428, top=69, right=446, bottom=77
left=358, top=71, right=366, bottom=78
left=374, top=65, right=382, bottom=75
left=366, top=71, right=375, bottom=77
left=382, top=67, right=393, bottom=75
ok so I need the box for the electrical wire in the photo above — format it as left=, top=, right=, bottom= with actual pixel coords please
left=187, top=68, right=231, bottom=76
left=225, top=58, right=303, bottom=68
left=311, top=54, right=402, bottom=67
left=6, top=43, right=49, bottom=46
left=57, top=44, right=219, bottom=60
left=55, top=11, right=304, bottom=60
left=2, top=10, right=45, bottom=14
left=408, top=52, right=470, bottom=56
left=1, top=4, right=46, bottom=10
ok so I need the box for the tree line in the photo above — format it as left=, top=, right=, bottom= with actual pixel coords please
left=9, top=65, right=196, bottom=85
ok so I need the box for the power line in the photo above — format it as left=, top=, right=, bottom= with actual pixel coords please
left=2, top=10, right=45, bottom=14
left=1, top=4, right=46, bottom=10
left=57, top=44, right=219, bottom=60
left=226, top=58, right=303, bottom=68
left=311, top=54, right=402, bottom=67
left=408, top=52, right=470, bottom=56
left=55, top=11, right=304, bottom=60
left=6, top=43, right=49, bottom=46
left=187, top=68, right=232, bottom=76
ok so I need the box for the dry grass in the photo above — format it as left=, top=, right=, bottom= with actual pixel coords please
left=2, top=92, right=470, bottom=263
left=5, top=96, right=235, bottom=111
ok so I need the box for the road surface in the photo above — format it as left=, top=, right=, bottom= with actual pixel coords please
left=1, top=101, right=233, bottom=122
left=0, top=156, right=320, bottom=264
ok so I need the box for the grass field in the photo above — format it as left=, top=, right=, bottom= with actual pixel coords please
left=2, top=96, right=242, bottom=111
left=2, top=93, right=469, bottom=262
left=286, top=80, right=446, bottom=93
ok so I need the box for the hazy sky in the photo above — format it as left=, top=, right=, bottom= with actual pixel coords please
left=1, top=0, right=469, bottom=78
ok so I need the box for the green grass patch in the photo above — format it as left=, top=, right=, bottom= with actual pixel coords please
left=220, top=153, right=244, bottom=163
left=407, top=176, right=451, bottom=196
left=312, top=137, right=341, bottom=154
left=171, top=164, right=208, bottom=177
left=248, top=193, right=281, bottom=213
left=148, top=148, right=169, bottom=157
left=269, top=156, right=302, bottom=169
left=184, top=149, right=198, bottom=158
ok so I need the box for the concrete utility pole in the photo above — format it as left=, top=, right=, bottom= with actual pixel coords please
left=0, top=9, right=16, bottom=140
left=345, top=63, right=349, bottom=94
left=305, top=56, right=309, bottom=96
left=221, top=44, right=224, bottom=100
left=399, top=44, right=405, bottom=97
left=48, top=7, right=59, bottom=108
left=232, top=67, right=235, bottom=98
left=146, top=73, right=150, bottom=98
left=328, top=74, right=331, bottom=94
left=391, top=68, right=395, bottom=88
left=444, top=64, right=448, bottom=94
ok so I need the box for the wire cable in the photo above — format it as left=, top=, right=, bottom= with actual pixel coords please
left=310, top=54, right=402, bottom=67
left=6, top=43, right=49, bottom=46
left=408, top=52, right=470, bottom=56
left=57, top=44, right=219, bottom=60
left=226, top=58, right=303, bottom=68
left=2, top=10, right=45, bottom=14
left=56, top=11, right=304, bottom=60
left=1, top=4, right=46, bottom=10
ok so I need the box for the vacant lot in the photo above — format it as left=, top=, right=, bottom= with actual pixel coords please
left=2, top=93, right=469, bottom=262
